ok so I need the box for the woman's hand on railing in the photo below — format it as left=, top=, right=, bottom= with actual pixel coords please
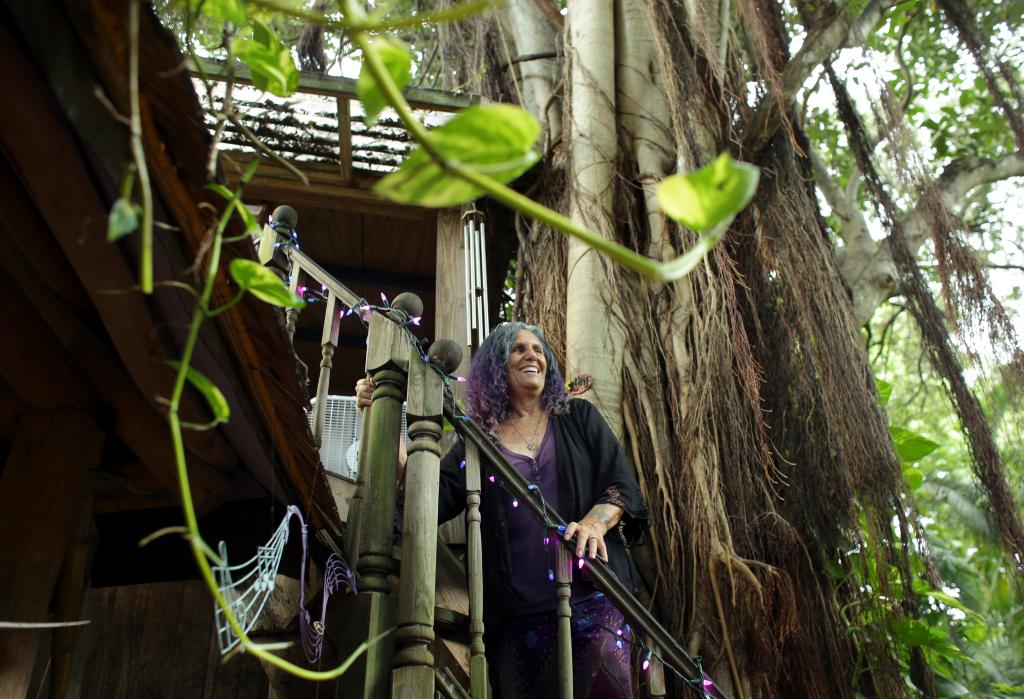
left=354, top=377, right=407, bottom=482
left=564, top=503, right=623, bottom=561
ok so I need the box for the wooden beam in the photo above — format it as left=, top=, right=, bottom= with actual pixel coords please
left=191, top=57, right=478, bottom=113
left=0, top=268, right=97, bottom=412
left=71, top=0, right=341, bottom=537
left=0, top=409, right=104, bottom=698
left=0, top=206, right=231, bottom=510
left=0, top=31, right=238, bottom=473
left=337, top=96, right=353, bottom=182
left=227, top=155, right=436, bottom=222
left=49, top=497, right=93, bottom=699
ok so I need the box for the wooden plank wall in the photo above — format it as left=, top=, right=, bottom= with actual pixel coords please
left=82, top=581, right=268, bottom=698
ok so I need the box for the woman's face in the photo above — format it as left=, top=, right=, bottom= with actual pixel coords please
left=505, top=329, right=547, bottom=402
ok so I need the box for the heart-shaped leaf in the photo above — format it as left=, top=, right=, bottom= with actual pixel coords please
left=375, top=104, right=540, bottom=207
left=234, top=21, right=299, bottom=97
left=889, top=426, right=940, bottom=463
left=108, top=197, right=140, bottom=241
left=229, top=258, right=304, bottom=308
left=357, top=37, right=412, bottom=127
left=166, top=361, right=230, bottom=424
left=656, top=152, right=760, bottom=233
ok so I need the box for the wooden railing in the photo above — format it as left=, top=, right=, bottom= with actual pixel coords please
left=277, top=209, right=724, bottom=698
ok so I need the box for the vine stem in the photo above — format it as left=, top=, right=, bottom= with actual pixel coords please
left=129, top=0, right=154, bottom=294
left=166, top=199, right=384, bottom=679
left=349, top=8, right=714, bottom=283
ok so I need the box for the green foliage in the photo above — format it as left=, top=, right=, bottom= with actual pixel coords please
left=656, top=153, right=761, bottom=234
left=107, top=197, right=141, bottom=241
left=233, top=20, right=299, bottom=96
left=206, top=183, right=259, bottom=236
left=229, top=259, right=304, bottom=308
left=889, top=426, right=941, bottom=462
left=166, top=361, right=231, bottom=424
left=868, top=304, right=1024, bottom=697
left=375, top=104, right=541, bottom=207
left=357, top=37, right=412, bottom=126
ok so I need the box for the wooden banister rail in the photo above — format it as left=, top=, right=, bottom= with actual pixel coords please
left=444, top=405, right=730, bottom=699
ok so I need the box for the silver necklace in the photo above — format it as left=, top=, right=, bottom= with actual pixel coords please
left=509, top=412, right=545, bottom=452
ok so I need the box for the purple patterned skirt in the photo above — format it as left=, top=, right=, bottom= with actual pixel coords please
left=491, top=594, right=634, bottom=699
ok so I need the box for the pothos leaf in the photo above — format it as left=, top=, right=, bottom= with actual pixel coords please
left=357, top=37, right=412, bottom=127
left=375, top=105, right=540, bottom=207
left=889, top=426, right=940, bottom=463
left=166, top=361, right=231, bottom=424
left=229, top=258, right=304, bottom=308
left=656, top=152, right=760, bottom=233
left=233, top=21, right=299, bottom=97
left=108, top=197, right=141, bottom=242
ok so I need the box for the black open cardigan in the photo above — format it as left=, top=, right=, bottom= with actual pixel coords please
left=436, top=398, right=651, bottom=633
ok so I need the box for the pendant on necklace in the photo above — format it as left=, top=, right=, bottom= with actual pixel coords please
left=526, top=442, right=536, bottom=452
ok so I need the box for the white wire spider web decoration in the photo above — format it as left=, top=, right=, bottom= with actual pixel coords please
left=213, top=505, right=356, bottom=663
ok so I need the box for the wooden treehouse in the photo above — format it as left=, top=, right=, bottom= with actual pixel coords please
left=1, top=2, right=710, bottom=698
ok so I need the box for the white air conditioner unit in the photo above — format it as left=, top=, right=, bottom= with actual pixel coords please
left=309, top=395, right=408, bottom=481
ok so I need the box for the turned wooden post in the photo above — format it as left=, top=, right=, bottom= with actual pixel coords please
left=391, top=340, right=457, bottom=697
left=464, top=440, right=489, bottom=699
left=311, top=291, right=341, bottom=446
left=356, top=311, right=410, bottom=592
left=339, top=303, right=413, bottom=699
left=555, top=543, right=574, bottom=699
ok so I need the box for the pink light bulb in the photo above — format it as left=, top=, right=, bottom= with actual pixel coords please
left=577, top=558, right=585, bottom=569
left=512, top=499, right=519, bottom=508
left=642, top=659, right=650, bottom=671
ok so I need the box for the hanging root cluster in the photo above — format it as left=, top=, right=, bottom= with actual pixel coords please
left=432, top=0, right=1023, bottom=696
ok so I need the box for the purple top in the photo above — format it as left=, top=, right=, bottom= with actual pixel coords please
left=499, top=420, right=596, bottom=614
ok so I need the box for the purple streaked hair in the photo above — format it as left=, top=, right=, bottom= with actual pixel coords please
left=466, top=322, right=570, bottom=435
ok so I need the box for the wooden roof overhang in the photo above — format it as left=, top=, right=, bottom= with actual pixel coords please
left=0, top=0, right=341, bottom=537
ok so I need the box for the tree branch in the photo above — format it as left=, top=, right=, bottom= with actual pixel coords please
left=905, top=152, right=1024, bottom=251
left=744, top=0, right=890, bottom=153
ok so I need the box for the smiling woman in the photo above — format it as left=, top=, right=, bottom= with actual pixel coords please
left=354, top=321, right=649, bottom=697
left=452, top=322, right=649, bottom=697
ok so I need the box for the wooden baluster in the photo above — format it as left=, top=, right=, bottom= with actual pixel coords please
left=391, top=350, right=445, bottom=697
left=311, top=291, right=340, bottom=447
left=646, top=638, right=667, bottom=697
left=464, top=440, right=489, bottom=699
left=337, top=96, right=352, bottom=182
left=345, top=311, right=410, bottom=699
left=555, top=543, right=574, bottom=699
left=344, top=389, right=371, bottom=557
